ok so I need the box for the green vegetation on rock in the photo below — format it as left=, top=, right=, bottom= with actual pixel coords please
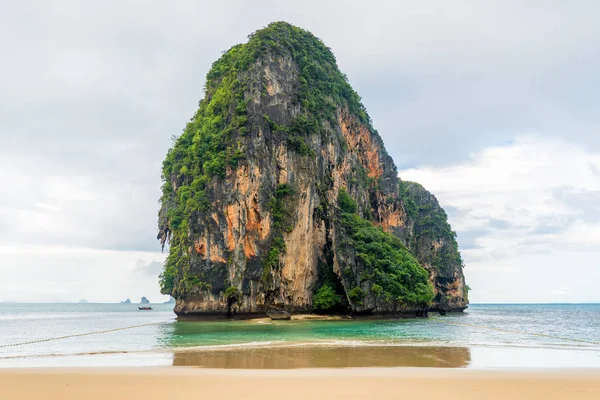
left=262, top=183, right=295, bottom=287
left=224, top=286, right=241, bottom=302
left=312, top=285, right=344, bottom=312
left=338, top=189, right=434, bottom=308
left=347, top=287, right=365, bottom=306
left=400, top=181, right=463, bottom=271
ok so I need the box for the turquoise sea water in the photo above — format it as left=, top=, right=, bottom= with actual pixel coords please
left=1, top=303, right=599, bottom=368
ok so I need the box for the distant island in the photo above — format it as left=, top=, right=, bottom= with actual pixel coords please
left=164, top=296, right=175, bottom=304
left=140, top=297, right=150, bottom=304
left=120, top=298, right=132, bottom=304
left=78, top=299, right=88, bottom=304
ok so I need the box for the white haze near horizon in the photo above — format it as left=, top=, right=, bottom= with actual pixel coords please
left=0, top=1, right=599, bottom=303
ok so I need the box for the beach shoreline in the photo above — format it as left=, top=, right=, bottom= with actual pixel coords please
left=1, top=367, right=599, bottom=400
left=3, top=341, right=600, bottom=369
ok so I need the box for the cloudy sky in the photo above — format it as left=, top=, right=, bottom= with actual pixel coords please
left=1, top=1, right=598, bottom=303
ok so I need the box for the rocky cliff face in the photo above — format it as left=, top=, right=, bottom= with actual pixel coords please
left=400, top=182, right=469, bottom=311
left=157, top=22, right=468, bottom=318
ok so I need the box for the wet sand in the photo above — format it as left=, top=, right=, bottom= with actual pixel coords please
left=172, top=345, right=471, bottom=368
left=1, top=368, right=599, bottom=400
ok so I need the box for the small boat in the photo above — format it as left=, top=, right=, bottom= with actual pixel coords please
left=138, top=306, right=152, bottom=310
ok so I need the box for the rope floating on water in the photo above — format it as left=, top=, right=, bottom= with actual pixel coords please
left=0, top=321, right=171, bottom=348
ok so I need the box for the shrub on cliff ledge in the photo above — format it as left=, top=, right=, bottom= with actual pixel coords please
left=312, top=285, right=343, bottom=312
left=224, top=286, right=241, bottom=302
left=338, top=188, right=357, bottom=214
left=347, top=287, right=365, bottom=306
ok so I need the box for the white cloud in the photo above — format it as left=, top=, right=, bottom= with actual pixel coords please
left=0, top=244, right=166, bottom=303
left=400, top=136, right=600, bottom=303
left=0, top=154, right=166, bottom=303
left=464, top=251, right=598, bottom=303
left=551, top=287, right=571, bottom=296
left=0, top=154, right=161, bottom=252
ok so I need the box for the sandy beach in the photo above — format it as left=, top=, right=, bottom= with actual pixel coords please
left=1, top=368, right=599, bottom=400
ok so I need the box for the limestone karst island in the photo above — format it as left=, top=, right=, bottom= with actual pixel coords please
left=157, top=22, right=468, bottom=319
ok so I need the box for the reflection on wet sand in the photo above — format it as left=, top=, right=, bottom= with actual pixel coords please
left=172, top=345, right=471, bottom=368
